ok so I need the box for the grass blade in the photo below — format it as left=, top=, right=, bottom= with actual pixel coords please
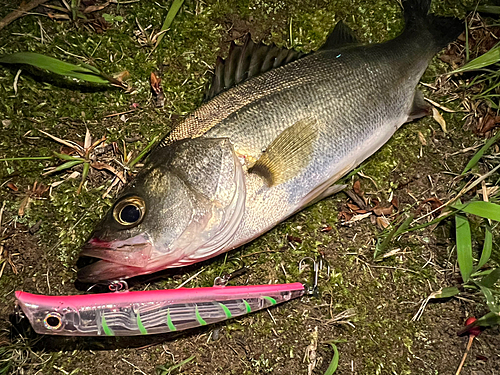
left=433, top=286, right=461, bottom=299
left=157, top=355, right=195, bottom=375
left=476, top=311, right=500, bottom=327
left=478, top=284, right=500, bottom=313
left=452, top=44, right=500, bottom=73
left=156, top=0, right=185, bottom=47
left=452, top=201, right=500, bottom=222
left=0, top=156, right=53, bottom=161
left=455, top=213, right=473, bottom=283
left=51, top=159, right=83, bottom=173
left=480, top=268, right=500, bottom=289
left=477, top=225, right=493, bottom=269
left=0, top=52, right=110, bottom=84
left=129, top=135, right=159, bottom=168
left=77, top=162, right=90, bottom=194
left=462, top=131, right=500, bottom=174
left=476, top=5, right=500, bottom=14
left=53, top=151, right=81, bottom=161
left=374, top=214, right=413, bottom=259
left=324, top=343, right=339, bottom=375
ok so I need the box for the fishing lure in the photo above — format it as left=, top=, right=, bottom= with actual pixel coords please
left=15, top=282, right=307, bottom=336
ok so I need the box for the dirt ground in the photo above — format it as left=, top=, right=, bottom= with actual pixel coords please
left=0, top=0, right=499, bottom=374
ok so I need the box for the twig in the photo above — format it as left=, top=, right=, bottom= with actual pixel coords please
left=0, top=0, right=49, bottom=31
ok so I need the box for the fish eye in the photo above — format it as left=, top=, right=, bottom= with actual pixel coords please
left=44, top=312, right=62, bottom=330
left=113, top=196, right=146, bottom=227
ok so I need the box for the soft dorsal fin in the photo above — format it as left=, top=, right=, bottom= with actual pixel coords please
left=249, top=116, right=319, bottom=186
left=320, top=21, right=359, bottom=50
left=204, top=35, right=306, bottom=101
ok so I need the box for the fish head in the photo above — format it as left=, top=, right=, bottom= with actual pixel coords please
left=77, top=138, right=245, bottom=283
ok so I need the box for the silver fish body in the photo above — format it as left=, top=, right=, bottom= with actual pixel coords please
left=78, top=0, right=462, bottom=282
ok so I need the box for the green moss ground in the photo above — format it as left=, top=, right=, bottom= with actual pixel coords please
left=1, top=0, right=499, bottom=374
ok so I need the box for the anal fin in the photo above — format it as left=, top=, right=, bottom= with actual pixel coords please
left=250, top=117, right=318, bottom=186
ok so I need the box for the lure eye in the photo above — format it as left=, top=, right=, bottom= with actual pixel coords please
left=113, top=196, right=146, bottom=227
left=44, top=312, right=63, bottom=330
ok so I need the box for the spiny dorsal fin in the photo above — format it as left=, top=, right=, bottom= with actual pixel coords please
left=249, top=117, right=319, bottom=186
left=320, top=21, right=359, bottom=50
left=204, top=35, right=306, bottom=101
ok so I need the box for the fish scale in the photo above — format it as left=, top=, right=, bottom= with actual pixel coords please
left=77, top=0, right=463, bottom=282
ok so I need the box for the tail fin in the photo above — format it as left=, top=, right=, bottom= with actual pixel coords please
left=403, top=0, right=463, bottom=51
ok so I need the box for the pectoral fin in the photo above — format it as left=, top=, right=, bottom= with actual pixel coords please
left=250, top=117, right=318, bottom=186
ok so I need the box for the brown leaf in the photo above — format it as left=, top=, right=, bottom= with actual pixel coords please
left=432, top=107, right=447, bottom=133
left=47, top=12, right=71, bottom=20
left=391, top=196, right=399, bottom=210
left=346, top=203, right=360, bottom=211
left=287, top=235, right=302, bottom=244
left=150, top=72, right=162, bottom=95
left=422, top=197, right=443, bottom=211
left=6, top=182, right=18, bottom=192
left=113, top=70, right=130, bottom=83
left=338, top=211, right=353, bottom=222
left=353, top=180, right=363, bottom=196
left=373, top=205, right=393, bottom=216
left=477, top=113, right=500, bottom=135
left=18, top=195, right=30, bottom=217
left=83, top=1, right=110, bottom=13
left=320, top=225, right=332, bottom=232
left=376, top=216, right=390, bottom=229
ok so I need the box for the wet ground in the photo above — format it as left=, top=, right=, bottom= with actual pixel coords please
left=0, top=0, right=499, bottom=374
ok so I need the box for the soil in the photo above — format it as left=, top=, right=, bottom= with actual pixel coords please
left=0, top=0, right=499, bottom=374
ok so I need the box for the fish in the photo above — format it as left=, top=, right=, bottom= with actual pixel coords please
left=77, top=0, right=463, bottom=282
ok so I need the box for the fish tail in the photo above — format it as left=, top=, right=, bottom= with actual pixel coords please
left=403, top=0, right=463, bottom=52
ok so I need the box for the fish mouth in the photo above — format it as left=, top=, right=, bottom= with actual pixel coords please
left=77, top=234, right=154, bottom=283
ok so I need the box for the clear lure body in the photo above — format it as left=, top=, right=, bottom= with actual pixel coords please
left=15, top=283, right=305, bottom=336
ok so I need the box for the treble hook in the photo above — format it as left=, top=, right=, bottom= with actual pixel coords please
left=299, top=256, right=330, bottom=295
left=86, top=279, right=129, bottom=293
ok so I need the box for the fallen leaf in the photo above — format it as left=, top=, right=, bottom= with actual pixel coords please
left=373, top=205, right=393, bottom=216
left=83, top=2, right=110, bottom=13
left=353, top=180, right=363, bottom=196
left=391, top=196, right=399, bottom=210
left=476, top=113, right=500, bottom=135
left=342, top=212, right=372, bottom=225
left=113, top=70, right=130, bottom=83
left=432, top=107, right=447, bottom=133
left=287, top=235, right=302, bottom=244
left=347, top=203, right=360, bottom=211
left=376, top=216, right=390, bottom=229
left=6, top=182, right=18, bottom=191
left=338, top=211, right=353, bottom=222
